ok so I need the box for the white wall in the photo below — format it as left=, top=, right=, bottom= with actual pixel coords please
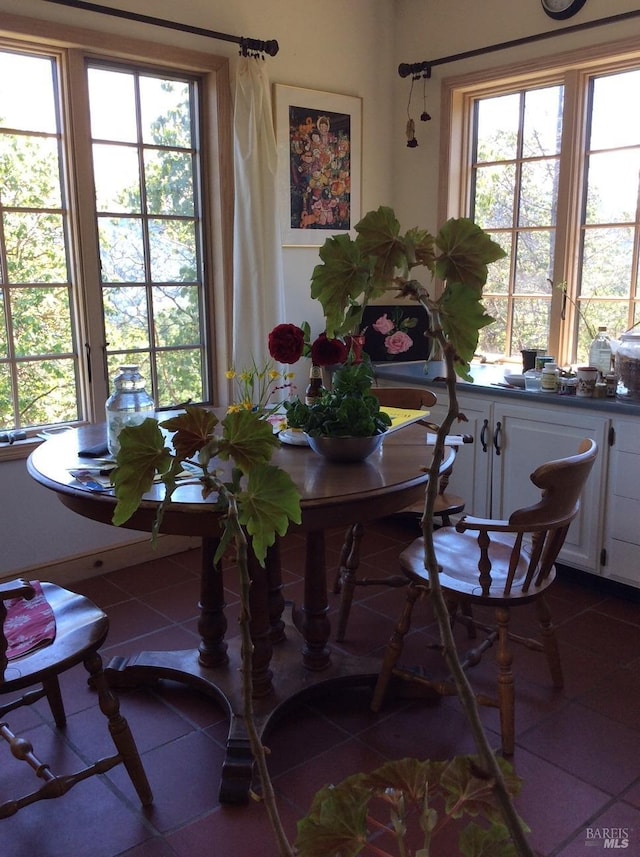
left=2, top=0, right=640, bottom=579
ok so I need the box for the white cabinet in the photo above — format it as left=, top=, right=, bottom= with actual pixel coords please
left=603, top=418, right=640, bottom=588
left=408, top=392, right=610, bottom=573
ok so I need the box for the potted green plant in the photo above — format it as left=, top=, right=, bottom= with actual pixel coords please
left=283, top=360, right=391, bottom=461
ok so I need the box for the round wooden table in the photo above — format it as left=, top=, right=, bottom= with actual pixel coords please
left=28, top=420, right=452, bottom=803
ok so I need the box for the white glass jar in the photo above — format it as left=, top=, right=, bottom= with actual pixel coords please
left=105, top=365, right=155, bottom=456
left=541, top=363, right=559, bottom=392
left=616, top=332, right=640, bottom=401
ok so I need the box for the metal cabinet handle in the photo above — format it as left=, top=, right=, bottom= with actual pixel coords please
left=480, top=419, right=489, bottom=452
left=494, top=420, right=502, bottom=456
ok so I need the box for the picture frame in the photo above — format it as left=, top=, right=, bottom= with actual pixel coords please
left=359, top=304, right=431, bottom=363
left=273, top=84, right=362, bottom=247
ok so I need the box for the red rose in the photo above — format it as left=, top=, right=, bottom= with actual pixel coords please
left=310, top=333, right=348, bottom=367
left=268, top=324, right=305, bottom=364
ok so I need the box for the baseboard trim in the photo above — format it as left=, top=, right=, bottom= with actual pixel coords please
left=1, top=535, right=200, bottom=587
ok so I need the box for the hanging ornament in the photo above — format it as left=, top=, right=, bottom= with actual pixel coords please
left=406, top=74, right=419, bottom=147
left=406, top=118, right=418, bottom=147
left=420, top=71, right=431, bottom=122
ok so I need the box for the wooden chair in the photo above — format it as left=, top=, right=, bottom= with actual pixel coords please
left=371, top=438, right=598, bottom=755
left=1, top=579, right=152, bottom=819
left=333, top=386, right=472, bottom=642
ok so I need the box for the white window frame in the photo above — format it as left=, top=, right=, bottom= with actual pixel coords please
left=439, top=34, right=640, bottom=367
left=0, top=12, right=232, bottom=461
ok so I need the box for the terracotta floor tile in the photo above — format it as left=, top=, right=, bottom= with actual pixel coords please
left=7, top=532, right=639, bottom=857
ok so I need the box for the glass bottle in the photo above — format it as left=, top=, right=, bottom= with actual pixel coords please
left=588, top=326, right=612, bottom=378
left=105, top=365, right=155, bottom=457
left=304, top=365, right=325, bottom=406
left=615, top=332, right=640, bottom=401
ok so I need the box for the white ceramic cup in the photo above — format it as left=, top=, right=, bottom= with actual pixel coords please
left=576, top=366, right=598, bottom=398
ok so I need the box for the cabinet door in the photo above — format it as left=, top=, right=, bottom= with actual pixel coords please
left=428, top=394, right=493, bottom=519
left=491, top=403, right=609, bottom=572
left=603, top=418, right=640, bottom=588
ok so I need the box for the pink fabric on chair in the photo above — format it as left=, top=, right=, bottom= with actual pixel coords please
left=4, top=581, right=56, bottom=660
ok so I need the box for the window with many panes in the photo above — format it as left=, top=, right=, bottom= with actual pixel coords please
left=443, top=43, right=640, bottom=367
left=0, top=30, right=227, bottom=443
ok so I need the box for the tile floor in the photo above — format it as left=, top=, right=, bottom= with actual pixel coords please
left=2, top=517, right=639, bottom=857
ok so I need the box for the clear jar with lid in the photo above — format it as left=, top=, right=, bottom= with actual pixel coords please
left=105, top=365, right=155, bottom=456
left=615, top=332, right=640, bottom=401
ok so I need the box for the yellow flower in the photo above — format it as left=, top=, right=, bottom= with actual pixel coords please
left=225, top=358, right=296, bottom=417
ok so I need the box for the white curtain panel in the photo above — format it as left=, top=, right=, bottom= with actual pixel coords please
left=232, top=57, right=285, bottom=371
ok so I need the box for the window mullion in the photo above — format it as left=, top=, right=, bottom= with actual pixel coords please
left=64, top=48, right=109, bottom=420
left=549, top=69, right=589, bottom=364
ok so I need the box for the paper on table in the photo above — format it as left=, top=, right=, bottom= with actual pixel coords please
left=425, top=433, right=467, bottom=446
left=380, top=406, right=429, bottom=433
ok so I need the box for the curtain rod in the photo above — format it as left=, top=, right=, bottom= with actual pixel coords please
left=399, top=9, right=640, bottom=77
left=42, top=0, right=279, bottom=56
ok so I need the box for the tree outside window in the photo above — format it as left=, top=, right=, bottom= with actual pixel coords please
left=0, top=45, right=216, bottom=436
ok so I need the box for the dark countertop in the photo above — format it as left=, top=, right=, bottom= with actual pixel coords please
left=372, top=361, right=640, bottom=418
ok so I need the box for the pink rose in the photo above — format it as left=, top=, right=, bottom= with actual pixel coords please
left=372, top=314, right=395, bottom=335
left=385, top=331, right=412, bottom=355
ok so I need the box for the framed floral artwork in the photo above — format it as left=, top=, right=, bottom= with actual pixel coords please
left=359, top=305, right=431, bottom=363
left=274, top=84, right=362, bottom=246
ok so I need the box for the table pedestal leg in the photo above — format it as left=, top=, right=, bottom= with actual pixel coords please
left=197, top=537, right=228, bottom=667
left=298, top=530, right=331, bottom=671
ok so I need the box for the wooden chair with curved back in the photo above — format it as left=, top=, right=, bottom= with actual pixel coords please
left=1, top=579, right=152, bottom=819
left=333, top=386, right=472, bottom=642
left=370, top=438, right=598, bottom=755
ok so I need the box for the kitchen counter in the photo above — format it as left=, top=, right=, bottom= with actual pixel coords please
left=372, top=361, right=640, bottom=417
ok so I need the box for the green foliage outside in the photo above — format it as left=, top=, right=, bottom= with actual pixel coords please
left=0, top=57, right=207, bottom=432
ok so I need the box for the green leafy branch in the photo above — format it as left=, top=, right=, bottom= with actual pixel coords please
left=111, top=406, right=301, bottom=566
left=310, top=207, right=505, bottom=378
left=296, top=756, right=525, bottom=857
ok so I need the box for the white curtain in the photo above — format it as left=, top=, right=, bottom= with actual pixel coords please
left=232, top=57, right=284, bottom=370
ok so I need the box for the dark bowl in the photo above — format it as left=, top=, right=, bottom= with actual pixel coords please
left=305, top=434, right=385, bottom=462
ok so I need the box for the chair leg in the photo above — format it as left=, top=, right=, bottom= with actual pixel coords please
left=371, top=582, right=422, bottom=712
left=84, top=651, right=153, bottom=806
left=334, top=522, right=364, bottom=642
left=42, top=676, right=66, bottom=728
left=495, top=606, right=515, bottom=756
left=535, top=596, right=564, bottom=688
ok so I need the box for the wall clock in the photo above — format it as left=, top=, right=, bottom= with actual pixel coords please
left=541, top=0, right=588, bottom=20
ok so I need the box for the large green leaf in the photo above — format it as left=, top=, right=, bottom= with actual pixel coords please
left=355, top=205, right=406, bottom=280
left=160, top=406, right=219, bottom=460
left=237, top=463, right=301, bottom=565
left=435, top=218, right=506, bottom=291
left=437, top=281, right=495, bottom=378
left=111, top=419, right=173, bottom=526
left=459, top=822, right=518, bottom=857
left=295, top=782, right=370, bottom=857
left=440, top=756, right=523, bottom=823
left=310, top=233, right=371, bottom=338
left=216, top=409, right=280, bottom=474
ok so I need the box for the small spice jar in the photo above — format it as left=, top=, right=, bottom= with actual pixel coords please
left=605, top=373, right=617, bottom=397
left=559, top=377, right=577, bottom=396
left=540, top=362, right=559, bottom=392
